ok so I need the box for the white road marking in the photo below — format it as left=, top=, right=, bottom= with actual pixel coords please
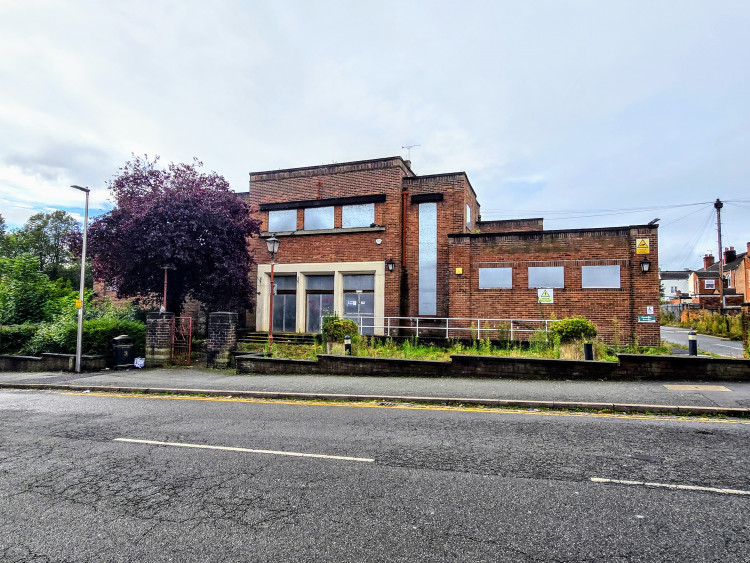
left=591, top=477, right=750, bottom=496
left=114, top=438, right=374, bottom=463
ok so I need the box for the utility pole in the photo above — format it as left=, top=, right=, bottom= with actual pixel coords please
left=715, top=198, right=725, bottom=310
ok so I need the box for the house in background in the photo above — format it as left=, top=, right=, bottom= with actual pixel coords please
left=687, top=246, right=749, bottom=310
left=245, top=156, right=660, bottom=345
left=659, top=270, right=691, bottom=302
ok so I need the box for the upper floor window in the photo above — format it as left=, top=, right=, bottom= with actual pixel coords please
left=705, top=279, right=715, bottom=289
left=479, top=267, right=512, bottom=289
left=466, top=204, right=471, bottom=229
left=268, top=209, right=296, bottom=232
left=304, top=206, right=334, bottom=230
left=528, top=266, right=564, bottom=288
left=342, top=203, right=374, bottom=228
left=581, top=265, right=620, bottom=288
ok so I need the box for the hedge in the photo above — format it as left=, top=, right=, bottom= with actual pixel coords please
left=0, top=324, right=40, bottom=354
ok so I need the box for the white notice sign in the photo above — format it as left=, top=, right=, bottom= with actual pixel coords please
left=646, top=306, right=654, bottom=315
left=538, top=288, right=554, bottom=303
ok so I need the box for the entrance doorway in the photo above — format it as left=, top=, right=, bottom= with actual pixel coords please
left=306, top=275, right=334, bottom=332
left=343, top=274, right=375, bottom=335
left=272, top=275, right=296, bottom=332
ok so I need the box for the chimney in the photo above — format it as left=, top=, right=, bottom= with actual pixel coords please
left=724, top=246, right=737, bottom=264
left=703, top=253, right=714, bottom=269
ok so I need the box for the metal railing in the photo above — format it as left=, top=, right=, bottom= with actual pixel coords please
left=334, top=315, right=552, bottom=340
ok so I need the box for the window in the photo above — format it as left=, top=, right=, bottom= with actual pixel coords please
left=342, top=204, right=374, bottom=228
left=343, top=274, right=375, bottom=291
left=705, top=279, right=715, bottom=289
left=304, top=206, right=334, bottom=230
left=581, top=265, right=620, bottom=288
left=466, top=204, right=471, bottom=229
left=670, top=286, right=678, bottom=293
left=268, top=209, right=296, bottom=232
left=418, top=203, right=437, bottom=315
left=528, top=266, right=564, bottom=288
left=273, top=276, right=297, bottom=290
left=479, top=267, right=512, bottom=289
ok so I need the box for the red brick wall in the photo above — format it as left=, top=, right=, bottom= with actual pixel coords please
left=246, top=158, right=411, bottom=328
left=447, top=226, right=661, bottom=346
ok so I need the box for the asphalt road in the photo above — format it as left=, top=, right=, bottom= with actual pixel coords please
left=660, top=326, right=745, bottom=358
left=1, top=390, right=749, bottom=562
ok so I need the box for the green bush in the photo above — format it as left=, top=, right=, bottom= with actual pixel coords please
left=24, top=318, right=145, bottom=358
left=321, top=313, right=361, bottom=344
left=0, top=324, right=40, bottom=354
left=549, top=317, right=598, bottom=344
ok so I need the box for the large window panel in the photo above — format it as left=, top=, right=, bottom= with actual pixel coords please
left=342, top=204, right=374, bottom=228
left=528, top=266, right=565, bottom=288
left=582, top=265, right=620, bottom=288
left=304, top=206, right=334, bottom=230
left=268, top=209, right=296, bottom=232
left=418, top=202, right=437, bottom=315
left=479, top=267, right=512, bottom=289
left=343, top=274, right=375, bottom=290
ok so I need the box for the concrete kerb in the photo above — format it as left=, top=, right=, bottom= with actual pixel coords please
left=1, top=382, right=748, bottom=418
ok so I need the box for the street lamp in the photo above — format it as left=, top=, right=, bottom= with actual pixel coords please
left=161, top=264, right=175, bottom=312
left=640, top=256, right=651, bottom=274
left=70, top=185, right=90, bottom=373
left=265, top=235, right=280, bottom=356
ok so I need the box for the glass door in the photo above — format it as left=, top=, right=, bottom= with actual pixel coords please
left=272, top=276, right=297, bottom=332
left=305, top=275, right=334, bottom=333
left=342, top=274, right=375, bottom=335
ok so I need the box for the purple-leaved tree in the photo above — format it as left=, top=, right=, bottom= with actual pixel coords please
left=89, top=156, right=260, bottom=313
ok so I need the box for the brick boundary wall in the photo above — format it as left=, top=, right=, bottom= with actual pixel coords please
left=206, top=312, right=238, bottom=369
left=236, top=353, right=750, bottom=381
left=0, top=353, right=105, bottom=372
left=146, top=312, right=174, bottom=367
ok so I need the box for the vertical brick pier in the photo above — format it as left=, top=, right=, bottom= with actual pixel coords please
left=207, top=312, right=238, bottom=369
left=146, top=312, right=174, bottom=367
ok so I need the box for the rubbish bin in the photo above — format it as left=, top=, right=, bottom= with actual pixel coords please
left=113, top=335, right=134, bottom=370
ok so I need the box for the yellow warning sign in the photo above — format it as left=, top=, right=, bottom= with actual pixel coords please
left=75, top=299, right=82, bottom=308
left=636, top=238, right=650, bottom=254
left=537, top=288, right=554, bottom=303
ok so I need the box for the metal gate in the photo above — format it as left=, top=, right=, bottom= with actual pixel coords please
left=170, top=316, right=193, bottom=365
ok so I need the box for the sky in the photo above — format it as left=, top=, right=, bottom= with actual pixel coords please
left=1, top=0, right=749, bottom=271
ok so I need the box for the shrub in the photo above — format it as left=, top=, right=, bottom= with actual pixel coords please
left=0, top=324, right=40, bottom=354
left=321, top=313, right=361, bottom=344
left=549, top=317, right=598, bottom=344
left=24, top=318, right=145, bottom=358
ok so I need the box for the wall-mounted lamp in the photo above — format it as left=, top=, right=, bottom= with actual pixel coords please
left=385, top=258, right=395, bottom=272
left=640, top=256, right=651, bottom=274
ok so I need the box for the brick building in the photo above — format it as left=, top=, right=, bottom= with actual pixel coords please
left=246, top=156, right=660, bottom=345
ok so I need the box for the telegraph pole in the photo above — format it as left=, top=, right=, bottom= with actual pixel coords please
left=715, top=198, right=725, bottom=310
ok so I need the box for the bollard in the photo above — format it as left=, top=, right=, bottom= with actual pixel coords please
left=583, top=342, right=594, bottom=361
left=344, top=335, right=352, bottom=355
left=688, top=330, right=697, bottom=356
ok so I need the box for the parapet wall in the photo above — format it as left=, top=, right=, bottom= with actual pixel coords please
left=236, top=353, right=750, bottom=381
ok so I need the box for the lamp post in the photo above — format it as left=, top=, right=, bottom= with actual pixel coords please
left=70, top=185, right=90, bottom=373
left=265, top=235, right=280, bottom=356
left=161, top=264, right=175, bottom=312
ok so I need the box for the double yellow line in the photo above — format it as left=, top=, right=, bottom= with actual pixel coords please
left=63, top=391, right=750, bottom=425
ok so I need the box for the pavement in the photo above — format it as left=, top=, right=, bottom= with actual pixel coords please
left=1, top=366, right=749, bottom=417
